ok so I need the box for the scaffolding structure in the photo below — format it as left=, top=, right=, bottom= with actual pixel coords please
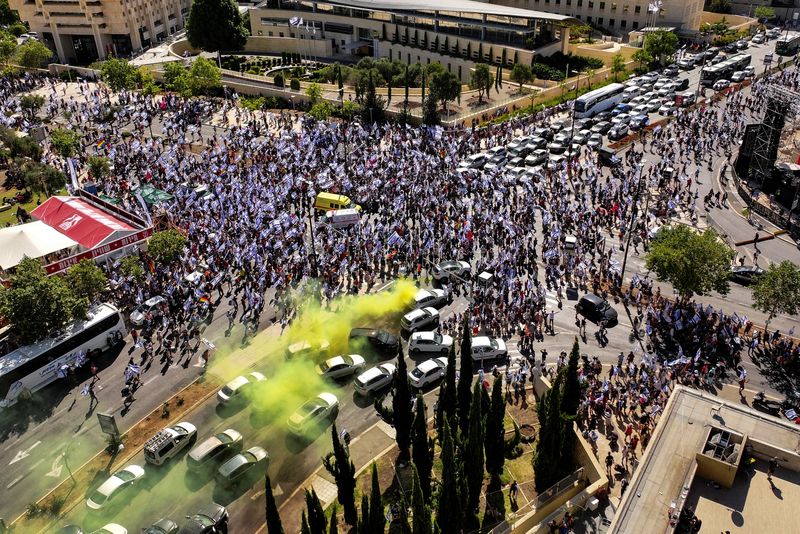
left=749, top=84, right=800, bottom=184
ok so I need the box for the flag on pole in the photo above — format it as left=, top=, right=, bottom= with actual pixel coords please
left=289, top=16, right=300, bottom=26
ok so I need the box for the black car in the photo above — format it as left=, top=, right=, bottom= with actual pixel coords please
left=180, top=503, right=229, bottom=534
left=673, top=78, right=690, bottom=91
left=594, top=110, right=613, bottom=123
left=576, top=294, right=619, bottom=327
left=349, top=328, right=399, bottom=356
left=533, top=127, right=553, bottom=141
left=597, top=147, right=622, bottom=167
left=730, top=265, right=765, bottom=286
left=591, top=121, right=613, bottom=135
left=145, top=519, right=179, bottom=534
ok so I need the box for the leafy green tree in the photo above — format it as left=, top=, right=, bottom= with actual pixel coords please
left=411, top=393, right=432, bottom=498
left=392, top=344, right=413, bottom=462
left=368, top=464, right=385, bottom=534
left=457, top=314, right=473, bottom=435
left=754, top=5, right=775, bottom=21
left=469, top=63, right=494, bottom=103
left=322, top=424, right=357, bottom=525
left=301, top=511, right=310, bottom=534
left=13, top=39, right=52, bottom=68
left=561, top=338, right=581, bottom=417
left=99, top=58, right=140, bottom=91
left=631, top=48, right=654, bottom=73
left=65, top=260, right=107, bottom=304
left=308, top=101, right=334, bottom=121
left=464, top=382, right=485, bottom=527
left=533, top=378, right=562, bottom=491
left=120, top=256, right=145, bottom=282
left=290, top=78, right=301, bottom=91
left=0, top=0, right=21, bottom=26
left=19, top=94, right=44, bottom=119
left=187, top=0, right=248, bottom=53
left=707, top=0, right=731, bottom=13
left=305, top=82, right=323, bottom=104
left=484, top=375, right=505, bottom=479
left=163, top=61, right=191, bottom=95
left=422, top=94, right=439, bottom=126
left=411, top=464, right=432, bottom=534
left=510, top=63, right=533, bottom=90
left=0, top=258, right=88, bottom=345
left=147, top=229, right=186, bottom=265
left=0, top=31, right=17, bottom=64
left=86, top=155, right=111, bottom=180
left=49, top=128, right=80, bottom=158
left=645, top=225, right=734, bottom=300
left=752, top=260, right=800, bottom=330
left=304, top=489, right=326, bottom=534
left=436, top=421, right=463, bottom=534
left=189, top=56, right=221, bottom=95
left=265, top=474, right=284, bottom=534
left=21, top=161, right=66, bottom=195
left=611, top=53, right=626, bottom=81
left=644, top=30, right=679, bottom=66
left=428, top=64, right=460, bottom=112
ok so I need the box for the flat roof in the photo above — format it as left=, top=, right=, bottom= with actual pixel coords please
left=280, top=0, right=577, bottom=24
left=609, top=386, right=800, bottom=533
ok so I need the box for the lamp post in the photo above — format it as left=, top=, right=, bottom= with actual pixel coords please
left=620, top=160, right=647, bottom=288
left=566, top=68, right=585, bottom=196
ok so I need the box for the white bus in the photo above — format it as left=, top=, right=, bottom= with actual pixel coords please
left=574, top=83, right=626, bottom=118
left=0, top=303, right=126, bottom=408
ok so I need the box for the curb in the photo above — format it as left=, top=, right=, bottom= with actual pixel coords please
left=13, top=371, right=221, bottom=532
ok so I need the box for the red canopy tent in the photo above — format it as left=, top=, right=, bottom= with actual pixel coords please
left=31, top=196, right=136, bottom=249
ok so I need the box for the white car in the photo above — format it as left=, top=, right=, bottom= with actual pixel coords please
left=91, top=525, right=128, bottom=534
left=471, top=336, right=509, bottom=361
left=743, top=66, right=755, bottom=77
left=354, top=363, right=397, bottom=395
left=86, top=465, right=146, bottom=510
left=409, top=331, right=454, bottom=356
left=217, top=372, right=266, bottom=404
left=632, top=104, right=649, bottom=116
left=752, top=33, right=766, bottom=44
left=129, top=295, right=166, bottom=326
left=288, top=392, right=339, bottom=435
left=401, top=307, right=440, bottom=332
left=408, top=357, right=448, bottom=389
left=713, top=79, right=730, bottom=91
left=587, top=133, right=603, bottom=150
left=645, top=98, right=663, bottom=113
left=286, top=339, right=330, bottom=359
left=731, top=71, right=745, bottom=83
left=658, top=102, right=676, bottom=115
left=432, top=260, right=471, bottom=281
left=317, top=354, right=366, bottom=379
left=413, top=288, right=451, bottom=309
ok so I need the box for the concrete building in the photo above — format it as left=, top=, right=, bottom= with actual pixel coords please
left=609, top=386, right=800, bottom=533
left=489, top=0, right=704, bottom=36
left=9, top=0, right=191, bottom=64
left=250, top=0, right=579, bottom=82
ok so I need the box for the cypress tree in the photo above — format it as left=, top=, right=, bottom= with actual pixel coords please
left=437, top=420, right=463, bottom=534
left=561, top=338, right=582, bottom=417
left=464, top=382, right=485, bottom=527
left=328, top=504, right=338, bottom=534
left=322, top=424, right=357, bottom=525
left=301, top=511, right=311, bottom=534
left=533, top=379, right=563, bottom=491
left=438, top=342, right=458, bottom=438
left=485, top=376, right=506, bottom=479
left=457, top=314, right=473, bottom=435
left=304, top=489, right=326, bottom=534
left=411, top=464, right=433, bottom=534
left=392, top=343, right=413, bottom=462
left=265, top=474, right=284, bottom=534
left=412, top=393, right=433, bottom=498
left=358, top=493, right=370, bottom=534
left=369, top=463, right=385, bottom=533
left=396, top=495, right=412, bottom=534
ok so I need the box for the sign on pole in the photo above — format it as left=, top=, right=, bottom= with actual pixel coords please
left=97, top=412, right=120, bottom=437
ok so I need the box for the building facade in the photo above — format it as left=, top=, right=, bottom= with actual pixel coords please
left=9, top=0, right=191, bottom=64
left=250, top=0, right=578, bottom=82
left=489, top=0, right=704, bottom=36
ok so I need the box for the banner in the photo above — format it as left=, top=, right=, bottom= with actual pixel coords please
left=45, top=227, right=153, bottom=274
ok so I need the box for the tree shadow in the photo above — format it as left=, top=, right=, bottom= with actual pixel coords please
left=481, top=475, right=508, bottom=530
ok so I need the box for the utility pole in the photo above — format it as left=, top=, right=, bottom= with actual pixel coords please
left=620, top=160, right=647, bottom=288
left=566, top=67, right=583, bottom=196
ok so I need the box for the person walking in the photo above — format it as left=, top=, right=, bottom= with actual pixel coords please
left=768, top=457, right=779, bottom=481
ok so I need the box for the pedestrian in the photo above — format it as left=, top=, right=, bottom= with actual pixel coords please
left=605, top=451, right=614, bottom=474
left=768, top=457, right=778, bottom=481
left=509, top=480, right=518, bottom=499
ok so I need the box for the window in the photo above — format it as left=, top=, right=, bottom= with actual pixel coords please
left=567, top=0, right=572, bottom=4
left=609, top=18, right=615, bottom=26
left=600, top=2, right=605, bottom=9
left=634, top=5, right=640, bottom=13
left=623, top=3, right=629, bottom=11
left=598, top=17, right=603, bottom=24
left=577, top=0, right=583, bottom=6
left=621, top=19, right=627, bottom=27
left=279, top=32, right=284, bottom=37
left=556, top=0, right=561, bottom=4
left=633, top=20, right=639, bottom=28
left=588, top=1, right=593, bottom=7
left=611, top=2, right=617, bottom=10
left=587, top=15, right=592, bottom=22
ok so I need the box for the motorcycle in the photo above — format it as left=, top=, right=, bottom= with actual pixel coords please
left=752, top=391, right=788, bottom=418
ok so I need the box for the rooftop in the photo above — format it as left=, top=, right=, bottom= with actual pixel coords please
left=609, top=386, right=800, bottom=534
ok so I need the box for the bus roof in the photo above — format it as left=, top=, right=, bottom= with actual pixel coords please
left=576, top=83, right=626, bottom=103
left=0, top=303, right=120, bottom=377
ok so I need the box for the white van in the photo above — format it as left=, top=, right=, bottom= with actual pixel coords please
left=144, top=422, right=197, bottom=466
left=622, top=86, right=641, bottom=102
left=324, top=208, right=360, bottom=229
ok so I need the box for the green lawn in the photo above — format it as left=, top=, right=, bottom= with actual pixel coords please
left=0, top=187, right=65, bottom=227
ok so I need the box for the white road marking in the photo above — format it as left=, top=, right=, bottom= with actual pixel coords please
left=45, top=455, right=64, bottom=478
left=9, top=440, right=41, bottom=465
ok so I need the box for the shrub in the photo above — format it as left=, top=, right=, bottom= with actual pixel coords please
left=240, top=95, right=265, bottom=110
left=47, top=495, right=66, bottom=516
left=274, top=72, right=284, bottom=87
left=290, top=77, right=300, bottom=91
left=308, top=100, right=334, bottom=120
left=26, top=503, right=44, bottom=518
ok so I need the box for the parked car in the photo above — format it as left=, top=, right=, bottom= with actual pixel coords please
left=658, top=102, right=676, bottom=115
left=129, top=295, right=166, bottom=326
left=591, top=121, right=612, bottom=135
left=179, top=503, right=228, bottom=534
left=677, top=57, right=695, bottom=69
left=730, top=265, right=765, bottom=286
left=91, top=525, right=127, bottom=534
left=412, top=288, right=451, bottom=309
left=713, top=79, right=730, bottom=91
left=471, top=336, right=508, bottom=361
left=645, top=98, right=664, bottom=112
left=353, top=363, right=397, bottom=395
left=408, top=357, right=448, bottom=389
left=525, top=148, right=549, bottom=166
left=629, top=114, right=649, bottom=131
left=607, top=125, right=629, bottom=141
left=533, top=126, right=553, bottom=141
left=86, top=465, right=146, bottom=510
left=401, top=307, right=440, bottom=332
left=288, top=393, right=339, bottom=435
left=587, top=133, right=603, bottom=149
left=743, top=66, right=755, bottom=77
left=286, top=339, right=330, bottom=359
left=317, top=354, right=366, bottom=379
left=547, top=141, right=567, bottom=155
left=143, top=519, right=179, bottom=534
left=217, top=372, right=266, bottom=404
left=735, top=39, right=748, bottom=50
left=611, top=103, right=632, bottom=116
left=730, top=70, right=745, bottom=83
left=597, top=147, right=621, bottom=167
left=752, top=33, right=766, bottom=44
left=216, top=446, right=268, bottom=487
left=575, top=294, right=618, bottom=327
left=348, top=328, right=399, bottom=356
left=144, top=422, right=197, bottom=466
left=408, top=331, right=454, bottom=356
left=187, top=429, right=244, bottom=471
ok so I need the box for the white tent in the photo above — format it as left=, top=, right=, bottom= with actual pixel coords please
left=0, top=221, right=79, bottom=270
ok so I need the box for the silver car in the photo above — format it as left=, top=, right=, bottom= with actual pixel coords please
left=409, top=331, right=454, bottom=356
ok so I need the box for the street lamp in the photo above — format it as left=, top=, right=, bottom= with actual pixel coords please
left=566, top=69, right=585, bottom=196
left=620, top=159, right=647, bottom=288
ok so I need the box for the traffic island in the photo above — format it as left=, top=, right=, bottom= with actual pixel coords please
left=11, top=374, right=221, bottom=533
